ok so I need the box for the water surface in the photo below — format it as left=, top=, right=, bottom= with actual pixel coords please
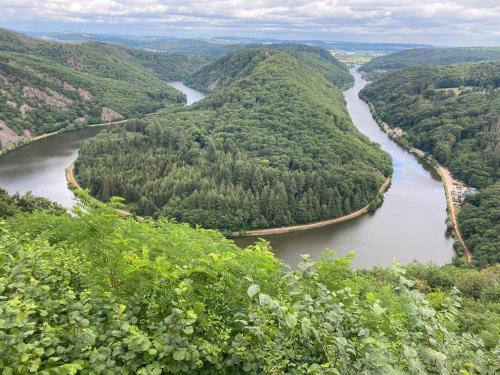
left=0, top=83, right=206, bottom=208
left=234, top=69, right=455, bottom=268
left=0, top=75, right=454, bottom=268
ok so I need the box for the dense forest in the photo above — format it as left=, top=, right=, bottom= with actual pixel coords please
left=361, top=47, right=500, bottom=80
left=0, top=28, right=209, bottom=148
left=459, top=182, right=500, bottom=268
left=186, top=44, right=354, bottom=90
left=75, top=48, right=391, bottom=232
left=0, top=192, right=498, bottom=372
left=360, top=61, right=500, bottom=266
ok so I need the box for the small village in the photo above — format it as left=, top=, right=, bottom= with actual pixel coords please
left=451, top=179, right=478, bottom=206
left=379, top=120, right=477, bottom=207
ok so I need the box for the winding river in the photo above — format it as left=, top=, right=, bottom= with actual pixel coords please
left=0, top=74, right=455, bottom=268
left=234, top=69, right=455, bottom=267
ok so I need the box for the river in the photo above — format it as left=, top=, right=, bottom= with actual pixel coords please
left=234, top=69, right=455, bottom=268
left=0, top=82, right=205, bottom=208
left=0, top=75, right=455, bottom=268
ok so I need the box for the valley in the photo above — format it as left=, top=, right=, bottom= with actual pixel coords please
left=0, top=22, right=498, bottom=372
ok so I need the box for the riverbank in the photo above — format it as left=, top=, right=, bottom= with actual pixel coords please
left=364, top=101, right=472, bottom=262
left=231, top=177, right=392, bottom=237
left=0, top=118, right=132, bottom=157
left=67, top=159, right=391, bottom=238
left=66, top=162, right=144, bottom=220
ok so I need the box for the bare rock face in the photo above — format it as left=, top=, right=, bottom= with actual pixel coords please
left=63, top=82, right=76, bottom=91
left=208, top=79, right=221, bottom=91
left=20, top=103, right=33, bottom=119
left=0, top=120, right=21, bottom=148
left=62, top=81, right=92, bottom=101
left=100, top=107, right=124, bottom=123
left=22, top=86, right=72, bottom=111
left=6, top=100, right=17, bottom=108
left=78, top=88, right=93, bottom=101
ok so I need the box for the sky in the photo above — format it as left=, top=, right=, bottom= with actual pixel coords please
left=1, top=0, right=499, bottom=46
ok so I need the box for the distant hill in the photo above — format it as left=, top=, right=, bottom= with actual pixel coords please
left=0, top=28, right=208, bottom=149
left=214, top=37, right=434, bottom=52
left=29, top=31, right=434, bottom=56
left=187, top=44, right=354, bottom=91
left=361, top=47, right=500, bottom=79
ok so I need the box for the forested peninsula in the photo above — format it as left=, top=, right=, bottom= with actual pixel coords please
left=360, top=61, right=500, bottom=267
left=75, top=47, right=391, bottom=232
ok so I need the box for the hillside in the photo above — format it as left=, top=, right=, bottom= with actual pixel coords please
left=0, top=191, right=498, bottom=372
left=360, top=61, right=500, bottom=267
left=187, top=44, right=354, bottom=90
left=0, top=28, right=208, bottom=149
left=361, top=47, right=500, bottom=80
left=75, top=48, right=390, bottom=231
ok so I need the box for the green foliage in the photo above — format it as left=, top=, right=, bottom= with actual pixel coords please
left=75, top=50, right=390, bottom=231
left=361, top=47, right=500, bottom=80
left=0, top=28, right=208, bottom=142
left=0, top=202, right=498, bottom=373
left=459, top=183, right=500, bottom=268
left=361, top=61, right=500, bottom=266
left=0, top=187, right=66, bottom=218
left=187, top=45, right=353, bottom=91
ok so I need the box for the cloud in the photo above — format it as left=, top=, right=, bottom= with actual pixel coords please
left=1, top=0, right=499, bottom=45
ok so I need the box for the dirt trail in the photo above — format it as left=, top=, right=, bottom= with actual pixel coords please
left=435, top=164, right=473, bottom=262
left=66, top=162, right=144, bottom=221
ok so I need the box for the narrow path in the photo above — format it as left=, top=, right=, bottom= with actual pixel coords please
left=231, top=177, right=391, bottom=237
left=66, top=162, right=144, bottom=221
left=434, top=163, right=473, bottom=262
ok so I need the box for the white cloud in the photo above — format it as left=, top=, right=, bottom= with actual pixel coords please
left=0, top=0, right=499, bottom=45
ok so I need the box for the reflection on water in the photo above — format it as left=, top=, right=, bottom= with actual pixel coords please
left=234, top=69, right=455, bottom=268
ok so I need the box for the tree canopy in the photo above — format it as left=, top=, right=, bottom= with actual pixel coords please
left=361, top=61, right=500, bottom=267
left=361, top=47, right=500, bottom=80
left=75, top=49, right=391, bottom=231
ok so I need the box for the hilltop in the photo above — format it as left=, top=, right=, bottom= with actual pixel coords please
left=187, top=44, right=354, bottom=91
left=361, top=47, right=500, bottom=80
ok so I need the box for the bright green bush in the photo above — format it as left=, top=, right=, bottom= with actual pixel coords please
left=1, top=200, right=498, bottom=373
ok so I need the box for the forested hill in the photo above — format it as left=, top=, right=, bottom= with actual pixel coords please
left=361, top=47, right=500, bottom=80
left=187, top=44, right=353, bottom=91
left=360, top=61, right=500, bottom=267
left=75, top=48, right=391, bottom=231
left=0, top=28, right=208, bottom=149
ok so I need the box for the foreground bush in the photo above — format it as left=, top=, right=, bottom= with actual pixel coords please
left=0, top=201, right=498, bottom=373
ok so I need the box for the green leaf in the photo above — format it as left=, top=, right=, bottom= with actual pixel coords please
left=173, top=348, right=187, bottom=361
left=258, top=293, right=271, bottom=305
left=247, top=284, right=260, bottom=298
left=285, top=313, right=297, bottom=328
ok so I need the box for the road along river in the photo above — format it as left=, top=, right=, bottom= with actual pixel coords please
left=0, top=76, right=455, bottom=268
left=234, top=69, right=455, bottom=268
